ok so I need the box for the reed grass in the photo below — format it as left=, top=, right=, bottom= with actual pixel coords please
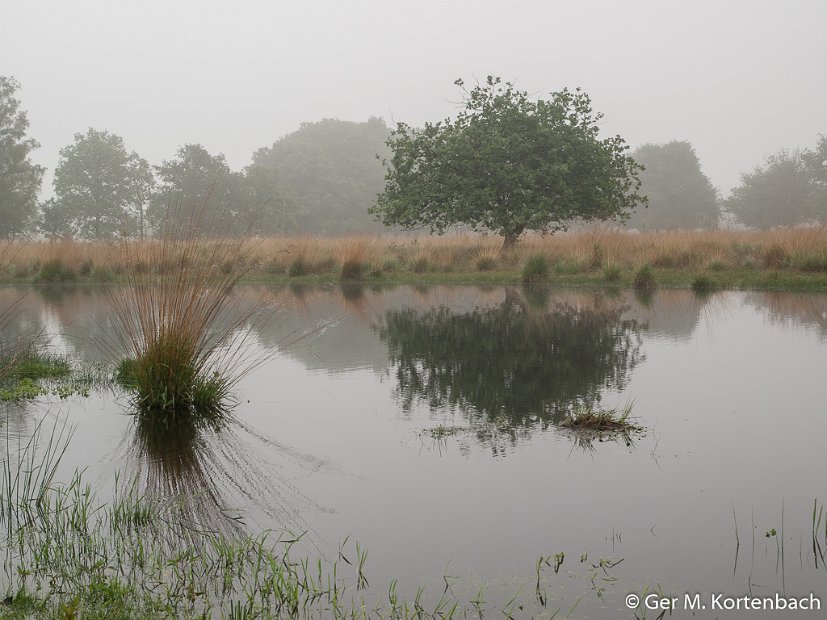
left=106, top=200, right=268, bottom=420
left=2, top=228, right=826, bottom=287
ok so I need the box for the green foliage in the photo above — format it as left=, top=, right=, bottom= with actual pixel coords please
left=521, top=254, right=550, bottom=284
left=0, top=76, right=45, bottom=239
left=372, top=76, right=645, bottom=248
left=53, top=129, right=148, bottom=239
left=377, top=293, right=643, bottom=428
left=725, top=143, right=827, bottom=228
left=248, top=117, right=391, bottom=234
left=151, top=144, right=250, bottom=235
left=625, top=140, right=720, bottom=230
left=33, top=259, right=77, bottom=284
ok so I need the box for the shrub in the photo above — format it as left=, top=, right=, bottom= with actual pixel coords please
left=475, top=256, right=497, bottom=271
left=521, top=254, right=550, bottom=284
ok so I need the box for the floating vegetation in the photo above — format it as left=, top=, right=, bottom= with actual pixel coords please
left=560, top=402, right=642, bottom=433
left=558, top=403, right=645, bottom=449
left=0, top=351, right=106, bottom=402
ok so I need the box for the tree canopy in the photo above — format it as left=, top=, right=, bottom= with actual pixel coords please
left=0, top=76, right=44, bottom=239
left=53, top=129, right=143, bottom=239
left=371, top=76, right=645, bottom=248
left=625, top=141, right=719, bottom=230
left=151, top=144, right=252, bottom=233
left=725, top=140, right=827, bottom=228
left=249, top=117, right=390, bottom=234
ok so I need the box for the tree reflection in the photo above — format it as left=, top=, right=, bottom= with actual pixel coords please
left=377, top=290, right=643, bottom=435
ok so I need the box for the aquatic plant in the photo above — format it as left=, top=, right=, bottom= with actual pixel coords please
left=691, top=274, right=717, bottom=295
left=560, top=402, right=642, bottom=433
left=107, top=199, right=266, bottom=420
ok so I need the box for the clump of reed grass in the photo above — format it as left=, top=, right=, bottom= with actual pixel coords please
left=560, top=402, right=642, bottom=433
left=632, top=263, right=657, bottom=293
left=341, top=257, right=364, bottom=280
left=522, top=253, right=550, bottom=284
left=107, top=200, right=267, bottom=421
left=691, top=274, right=717, bottom=295
left=763, top=243, right=789, bottom=269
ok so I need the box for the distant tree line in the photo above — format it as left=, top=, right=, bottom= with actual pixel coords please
left=1, top=74, right=825, bottom=240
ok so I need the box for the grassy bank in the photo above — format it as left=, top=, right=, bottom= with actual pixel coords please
left=1, top=228, right=826, bottom=291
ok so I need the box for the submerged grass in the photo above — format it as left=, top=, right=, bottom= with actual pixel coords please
left=560, top=402, right=643, bottom=434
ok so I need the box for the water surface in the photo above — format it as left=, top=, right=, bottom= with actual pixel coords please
left=2, top=284, right=826, bottom=618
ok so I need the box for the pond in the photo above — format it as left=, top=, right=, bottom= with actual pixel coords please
left=1, top=284, right=826, bottom=618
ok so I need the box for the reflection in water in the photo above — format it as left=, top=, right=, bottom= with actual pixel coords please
left=377, top=290, right=643, bottom=436
left=121, top=411, right=327, bottom=540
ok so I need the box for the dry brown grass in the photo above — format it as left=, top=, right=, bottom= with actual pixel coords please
left=2, top=227, right=826, bottom=280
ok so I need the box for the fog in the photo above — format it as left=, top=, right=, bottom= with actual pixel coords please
left=3, top=0, right=825, bottom=195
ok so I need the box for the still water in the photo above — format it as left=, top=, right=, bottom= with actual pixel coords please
left=2, top=284, right=826, bottom=618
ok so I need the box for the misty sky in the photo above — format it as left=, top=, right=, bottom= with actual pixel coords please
left=3, top=0, right=825, bottom=198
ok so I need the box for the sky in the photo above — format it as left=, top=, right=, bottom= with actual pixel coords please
left=2, top=0, right=826, bottom=198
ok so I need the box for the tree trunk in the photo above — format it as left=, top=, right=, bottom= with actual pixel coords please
left=500, top=226, right=525, bottom=252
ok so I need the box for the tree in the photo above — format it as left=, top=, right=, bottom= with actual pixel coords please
left=54, top=129, right=142, bottom=239
left=127, top=154, right=154, bottom=239
left=803, top=135, right=827, bottom=222
left=38, top=198, right=75, bottom=239
left=0, top=76, right=44, bottom=239
left=725, top=147, right=816, bottom=228
left=371, top=77, right=645, bottom=250
left=624, top=141, right=719, bottom=230
left=248, top=117, right=390, bottom=234
left=152, top=144, right=249, bottom=233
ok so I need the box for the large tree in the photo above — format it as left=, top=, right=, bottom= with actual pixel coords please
left=54, top=129, right=145, bottom=239
left=248, top=117, right=390, bottom=234
left=372, top=77, right=645, bottom=249
left=152, top=144, right=250, bottom=233
left=0, top=76, right=44, bottom=239
left=725, top=147, right=816, bottom=228
left=625, top=141, right=719, bottom=230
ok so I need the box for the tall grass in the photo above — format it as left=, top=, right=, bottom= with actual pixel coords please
left=3, top=227, right=826, bottom=282
left=107, top=200, right=267, bottom=420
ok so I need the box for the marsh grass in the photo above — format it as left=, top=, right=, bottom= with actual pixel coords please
left=3, top=228, right=827, bottom=288
left=521, top=253, right=550, bottom=284
left=560, top=403, right=643, bottom=435
left=107, top=199, right=270, bottom=421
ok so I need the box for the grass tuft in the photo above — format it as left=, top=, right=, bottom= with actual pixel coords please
left=632, top=263, right=657, bottom=293
left=107, top=198, right=269, bottom=421
left=521, top=254, right=550, bottom=284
